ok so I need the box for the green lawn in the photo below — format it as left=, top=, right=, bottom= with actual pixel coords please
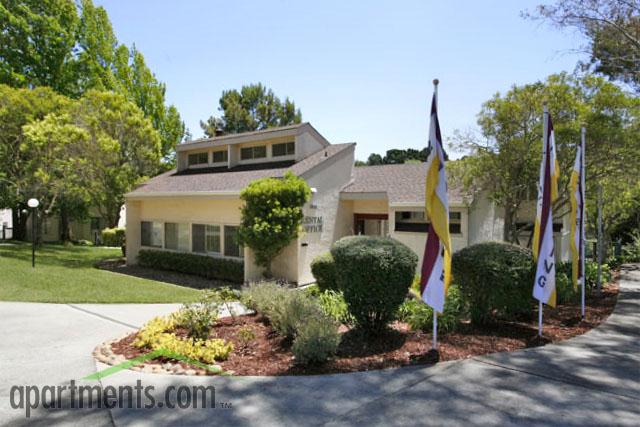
left=0, top=242, right=202, bottom=303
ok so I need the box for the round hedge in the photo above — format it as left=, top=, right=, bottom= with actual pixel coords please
left=310, top=252, right=338, bottom=292
left=330, top=236, right=418, bottom=334
left=452, top=242, right=534, bottom=325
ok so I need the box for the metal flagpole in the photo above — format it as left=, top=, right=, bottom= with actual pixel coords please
left=538, top=103, right=549, bottom=338
left=432, top=78, right=439, bottom=351
left=433, top=312, right=438, bottom=349
left=581, top=126, right=586, bottom=319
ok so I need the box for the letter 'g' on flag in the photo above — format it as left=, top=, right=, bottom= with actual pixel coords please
left=420, top=83, right=452, bottom=314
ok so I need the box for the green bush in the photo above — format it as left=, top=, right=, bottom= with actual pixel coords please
left=242, top=282, right=341, bottom=364
left=585, top=261, right=612, bottom=289
left=292, top=315, right=340, bottom=365
left=396, top=284, right=465, bottom=333
left=101, top=227, right=125, bottom=247
left=554, top=263, right=578, bottom=304
left=317, top=290, right=353, bottom=324
left=452, top=242, right=534, bottom=325
left=331, top=236, right=418, bottom=335
left=622, top=231, right=640, bottom=263
left=310, top=252, right=338, bottom=292
left=242, top=282, right=322, bottom=339
left=175, top=291, right=220, bottom=341
left=138, top=249, right=244, bottom=283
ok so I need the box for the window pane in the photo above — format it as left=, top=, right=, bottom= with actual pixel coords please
left=205, top=225, right=221, bottom=253
left=449, top=211, right=461, bottom=221
left=253, top=145, right=266, bottom=158
left=212, top=150, right=227, bottom=163
left=192, top=224, right=205, bottom=253
left=395, top=211, right=428, bottom=233
left=141, top=221, right=151, bottom=246
left=449, top=223, right=462, bottom=234
left=272, top=143, right=286, bottom=157
left=177, top=223, right=189, bottom=251
left=142, top=221, right=162, bottom=247
left=188, top=152, right=208, bottom=166
left=286, top=142, right=295, bottom=155
left=224, top=226, right=242, bottom=257
left=240, top=147, right=252, bottom=160
left=165, top=223, right=178, bottom=250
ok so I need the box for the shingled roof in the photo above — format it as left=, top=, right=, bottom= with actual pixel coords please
left=341, top=163, right=466, bottom=205
left=127, top=143, right=355, bottom=196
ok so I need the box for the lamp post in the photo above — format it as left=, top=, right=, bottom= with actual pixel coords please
left=27, top=198, right=39, bottom=268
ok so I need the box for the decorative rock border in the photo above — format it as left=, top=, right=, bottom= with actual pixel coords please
left=92, top=334, right=216, bottom=376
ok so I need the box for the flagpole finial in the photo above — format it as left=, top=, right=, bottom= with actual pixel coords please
left=433, top=78, right=439, bottom=86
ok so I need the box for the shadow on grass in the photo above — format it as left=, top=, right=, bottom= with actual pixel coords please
left=0, top=241, right=120, bottom=269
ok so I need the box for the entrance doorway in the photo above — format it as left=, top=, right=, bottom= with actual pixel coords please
left=354, top=213, right=389, bottom=237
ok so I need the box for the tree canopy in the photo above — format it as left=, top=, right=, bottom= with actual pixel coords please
left=529, top=0, right=640, bottom=91
left=0, top=0, right=183, bottom=159
left=452, top=73, right=640, bottom=244
left=200, top=83, right=302, bottom=137
left=357, top=148, right=430, bottom=166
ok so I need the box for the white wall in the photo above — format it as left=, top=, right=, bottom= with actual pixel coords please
left=295, top=144, right=356, bottom=284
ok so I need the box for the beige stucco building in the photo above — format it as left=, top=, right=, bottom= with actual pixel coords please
left=125, top=123, right=570, bottom=285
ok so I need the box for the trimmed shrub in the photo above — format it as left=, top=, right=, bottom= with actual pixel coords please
left=292, top=315, right=340, bottom=365
left=310, top=252, right=338, bottom=292
left=317, top=289, right=353, bottom=324
left=331, top=236, right=418, bottom=335
left=242, top=282, right=341, bottom=364
left=174, top=291, right=221, bottom=341
left=138, top=249, right=244, bottom=283
left=396, top=284, right=465, bottom=333
left=452, top=242, right=534, bottom=325
left=101, top=227, right=125, bottom=247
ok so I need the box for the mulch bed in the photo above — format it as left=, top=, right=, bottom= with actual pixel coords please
left=110, top=281, right=619, bottom=376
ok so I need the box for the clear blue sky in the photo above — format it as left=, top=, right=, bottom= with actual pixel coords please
left=96, top=0, right=583, bottom=160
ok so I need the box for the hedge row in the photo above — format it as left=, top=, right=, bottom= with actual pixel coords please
left=101, top=227, right=125, bottom=247
left=138, top=249, right=244, bottom=283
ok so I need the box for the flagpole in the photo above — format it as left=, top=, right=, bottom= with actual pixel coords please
left=580, top=126, right=586, bottom=319
left=538, top=102, right=549, bottom=338
left=432, top=78, right=439, bottom=350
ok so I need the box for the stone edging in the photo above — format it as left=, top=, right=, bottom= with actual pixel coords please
left=92, top=334, right=214, bottom=376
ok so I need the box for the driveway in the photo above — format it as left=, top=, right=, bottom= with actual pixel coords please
left=1, top=266, right=639, bottom=426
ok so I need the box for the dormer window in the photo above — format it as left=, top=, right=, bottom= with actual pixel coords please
left=188, top=152, right=208, bottom=166
left=273, top=142, right=295, bottom=157
left=212, top=150, right=228, bottom=164
left=240, top=145, right=267, bottom=160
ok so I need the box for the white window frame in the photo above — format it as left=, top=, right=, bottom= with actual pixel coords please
left=211, top=149, right=228, bottom=165
left=238, top=143, right=268, bottom=164
left=271, top=141, right=296, bottom=158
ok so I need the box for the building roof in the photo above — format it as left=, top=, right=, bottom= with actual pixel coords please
left=341, top=163, right=466, bottom=206
left=127, top=143, right=355, bottom=197
left=175, top=122, right=329, bottom=152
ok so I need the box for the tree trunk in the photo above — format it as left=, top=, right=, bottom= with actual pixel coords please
left=12, top=208, right=27, bottom=241
left=503, top=203, right=515, bottom=243
left=60, top=207, right=71, bottom=242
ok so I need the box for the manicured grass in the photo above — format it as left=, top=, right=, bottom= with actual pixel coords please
left=0, top=242, right=202, bottom=303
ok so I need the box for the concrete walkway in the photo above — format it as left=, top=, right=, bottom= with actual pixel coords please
left=1, top=266, right=639, bottom=426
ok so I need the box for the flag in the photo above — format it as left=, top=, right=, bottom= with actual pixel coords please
left=570, top=132, right=586, bottom=291
left=532, top=108, right=560, bottom=307
left=420, top=85, right=452, bottom=314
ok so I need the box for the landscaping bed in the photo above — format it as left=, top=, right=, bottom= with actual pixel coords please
left=106, top=281, right=618, bottom=376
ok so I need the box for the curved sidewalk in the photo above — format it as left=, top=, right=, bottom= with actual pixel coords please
left=0, top=266, right=638, bottom=426
left=103, top=265, right=640, bottom=426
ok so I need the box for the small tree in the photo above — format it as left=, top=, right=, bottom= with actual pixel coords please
left=238, top=172, right=311, bottom=277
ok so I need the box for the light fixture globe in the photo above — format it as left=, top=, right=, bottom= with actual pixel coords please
left=27, top=198, right=39, bottom=208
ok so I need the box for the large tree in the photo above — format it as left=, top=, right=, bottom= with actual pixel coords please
left=200, top=83, right=302, bottom=137
left=0, top=85, right=71, bottom=239
left=453, top=73, right=640, bottom=244
left=0, top=0, right=183, bottom=161
left=529, top=0, right=640, bottom=91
